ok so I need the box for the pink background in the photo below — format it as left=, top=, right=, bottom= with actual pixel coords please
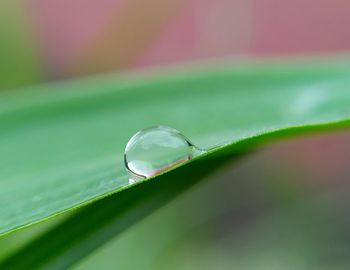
left=30, top=0, right=350, bottom=74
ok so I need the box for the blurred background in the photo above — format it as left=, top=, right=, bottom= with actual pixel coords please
left=1, top=0, right=350, bottom=269
left=3, top=0, right=350, bottom=88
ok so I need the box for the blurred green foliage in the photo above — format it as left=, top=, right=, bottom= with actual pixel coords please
left=0, top=1, right=42, bottom=90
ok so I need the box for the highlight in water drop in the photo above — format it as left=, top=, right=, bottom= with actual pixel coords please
left=124, top=126, right=204, bottom=184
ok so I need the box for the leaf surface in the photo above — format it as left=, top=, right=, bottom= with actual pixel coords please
left=1, top=59, right=350, bottom=268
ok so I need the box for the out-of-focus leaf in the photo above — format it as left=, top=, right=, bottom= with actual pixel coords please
left=0, top=0, right=42, bottom=89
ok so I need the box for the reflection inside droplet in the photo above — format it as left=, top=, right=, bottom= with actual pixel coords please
left=124, top=126, right=204, bottom=184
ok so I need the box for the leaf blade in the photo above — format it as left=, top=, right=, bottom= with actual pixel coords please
left=1, top=120, right=349, bottom=269
left=0, top=59, right=350, bottom=236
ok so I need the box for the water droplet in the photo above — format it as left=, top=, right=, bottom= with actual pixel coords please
left=124, top=126, right=203, bottom=184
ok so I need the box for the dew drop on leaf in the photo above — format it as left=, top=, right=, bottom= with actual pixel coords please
left=124, top=126, right=204, bottom=184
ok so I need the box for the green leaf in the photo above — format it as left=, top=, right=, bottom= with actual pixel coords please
left=1, top=59, right=350, bottom=268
